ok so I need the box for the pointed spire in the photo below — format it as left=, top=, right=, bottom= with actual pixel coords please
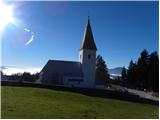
left=88, top=15, right=90, bottom=20
left=80, top=17, right=97, bottom=51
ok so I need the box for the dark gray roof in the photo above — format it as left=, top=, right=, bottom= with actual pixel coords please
left=41, top=60, right=83, bottom=77
left=80, top=17, right=97, bottom=50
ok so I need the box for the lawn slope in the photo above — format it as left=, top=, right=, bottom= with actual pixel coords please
left=1, top=86, right=158, bottom=119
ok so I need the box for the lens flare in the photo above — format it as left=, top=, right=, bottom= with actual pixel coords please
left=0, top=1, right=15, bottom=31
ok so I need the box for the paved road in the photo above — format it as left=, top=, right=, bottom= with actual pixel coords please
left=127, top=88, right=159, bottom=101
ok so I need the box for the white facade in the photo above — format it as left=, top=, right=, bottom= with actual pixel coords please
left=79, top=49, right=96, bottom=88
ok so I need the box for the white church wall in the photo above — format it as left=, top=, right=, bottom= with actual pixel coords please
left=79, top=49, right=96, bottom=88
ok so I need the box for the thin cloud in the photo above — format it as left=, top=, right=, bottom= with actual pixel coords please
left=23, top=27, right=35, bottom=46
left=25, top=34, right=34, bottom=46
left=24, top=28, right=30, bottom=32
left=2, top=66, right=41, bottom=75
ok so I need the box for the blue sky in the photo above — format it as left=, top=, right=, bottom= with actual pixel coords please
left=1, top=1, right=159, bottom=69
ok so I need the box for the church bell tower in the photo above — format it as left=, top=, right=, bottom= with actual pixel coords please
left=79, top=16, right=97, bottom=88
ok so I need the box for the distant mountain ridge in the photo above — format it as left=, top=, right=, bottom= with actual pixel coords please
left=108, top=67, right=123, bottom=76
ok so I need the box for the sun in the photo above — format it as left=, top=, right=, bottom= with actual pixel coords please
left=0, top=1, right=15, bottom=31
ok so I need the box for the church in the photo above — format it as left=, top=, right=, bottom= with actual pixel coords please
left=39, top=17, right=98, bottom=88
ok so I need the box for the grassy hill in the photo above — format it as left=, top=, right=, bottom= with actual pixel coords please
left=1, top=86, right=158, bottom=119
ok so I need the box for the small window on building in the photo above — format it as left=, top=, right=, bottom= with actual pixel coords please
left=88, top=54, right=91, bottom=59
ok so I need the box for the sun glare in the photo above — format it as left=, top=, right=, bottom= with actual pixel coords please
left=0, top=1, right=15, bottom=31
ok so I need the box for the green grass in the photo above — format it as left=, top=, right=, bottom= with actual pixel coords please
left=1, top=86, right=159, bottom=119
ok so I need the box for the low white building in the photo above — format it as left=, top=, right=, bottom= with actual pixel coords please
left=39, top=17, right=98, bottom=88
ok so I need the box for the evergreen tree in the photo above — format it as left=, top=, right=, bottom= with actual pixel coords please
left=126, top=50, right=159, bottom=91
left=127, top=60, right=138, bottom=88
left=95, top=55, right=110, bottom=86
left=0, top=70, right=3, bottom=76
left=121, top=67, right=127, bottom=86
left=121, top=67, right=127, bottom=81
left=148, top=52, right=159, bottom=92
left=126, top=60, right=133, bottom=87
left=137, top=49, right=149, bottom=89
left=22, top=72, right=33, bottom=82
left=1, top=70, right=4, bottom=80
